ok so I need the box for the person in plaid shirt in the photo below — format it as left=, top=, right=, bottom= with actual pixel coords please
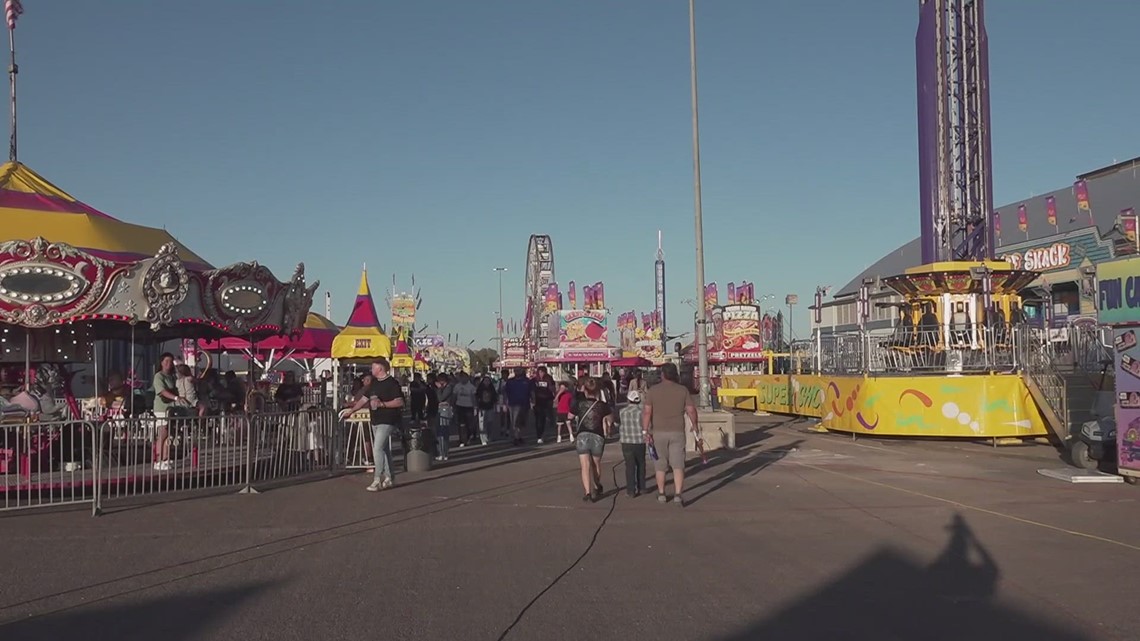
left=618, top=390, right=648, bottom=497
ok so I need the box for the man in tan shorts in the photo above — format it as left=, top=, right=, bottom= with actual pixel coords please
left=642, top=362, right=697, bottom=507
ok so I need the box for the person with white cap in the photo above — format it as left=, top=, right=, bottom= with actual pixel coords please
left=618, top=389, right=648, bottom=497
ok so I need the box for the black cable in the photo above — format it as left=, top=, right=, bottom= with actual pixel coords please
left=494, top=459, right=622, bottom=640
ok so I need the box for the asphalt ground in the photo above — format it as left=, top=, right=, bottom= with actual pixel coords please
left=2, top=413, right=1138, bottom=641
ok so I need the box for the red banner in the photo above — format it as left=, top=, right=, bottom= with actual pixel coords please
left=1075, top=180, right=1091, bottom=211
left=1017, top=204, right=1028, bottom=233
left=1045, top=196, right=1057, bottom=227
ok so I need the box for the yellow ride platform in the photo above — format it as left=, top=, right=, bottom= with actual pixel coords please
left=721, top=373, right=1049, bottom=438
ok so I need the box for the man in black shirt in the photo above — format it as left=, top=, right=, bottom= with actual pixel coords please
left=532, top=367, right=556, bottom=444
left=340, top=358, right=404, bottom=491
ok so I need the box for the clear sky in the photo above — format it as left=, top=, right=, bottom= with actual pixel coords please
left=14, top=1, right=1139, bottom=349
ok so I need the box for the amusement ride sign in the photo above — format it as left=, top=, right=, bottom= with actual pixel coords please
left=1002, top=242, right=1072, bottom=272
left=1097, top=257, right=1140, bottom=325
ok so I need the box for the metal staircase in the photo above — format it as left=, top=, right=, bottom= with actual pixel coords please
left=1019, top=323, right=1112, bottom=445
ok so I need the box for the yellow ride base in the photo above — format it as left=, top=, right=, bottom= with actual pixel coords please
left=721, top=373, right=1049, bottom=438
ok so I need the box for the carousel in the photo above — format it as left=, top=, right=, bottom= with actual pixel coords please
left=0, top=161, right=318, bottom=506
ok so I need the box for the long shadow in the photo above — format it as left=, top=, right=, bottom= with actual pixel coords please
left=715, top=514, right=1091, bottom=641
left=682, top=439, right=802, bottom=506
left=394, top=442, right=580, bottom=489
left=0, top=579, right=279, bottom=640
left=734, top=416, right=801, bottom=448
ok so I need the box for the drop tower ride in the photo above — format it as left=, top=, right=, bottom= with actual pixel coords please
left=916, top=0, right=994, bottom=263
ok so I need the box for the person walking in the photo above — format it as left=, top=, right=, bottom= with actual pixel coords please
left=496, top=371, right=511, bottom=439
left=408, top=373, right=428, bottom=426
left=503, top=368, right=531, bottom=446
left=642, top=362, right=697, bottom=507
left=554, top=381, right=574, bottom=443
left=339, top=358, right=404, bottom=491
left=532, top=366, right=556, bottom=444
left=568, top=376, right=611, bottom=502
left=453, top=373, right=477, bottom=446
left=475, top=374, right=498, bottom=445
left=434, top=373, right=454, bottom=461
left=618, top=390, right=647, bottom=497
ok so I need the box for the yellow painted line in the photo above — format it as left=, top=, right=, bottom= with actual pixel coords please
left=794, top=461, right=1140, bottom=553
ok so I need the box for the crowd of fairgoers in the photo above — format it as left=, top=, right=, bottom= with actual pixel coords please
left=338, top=360, right=700, bottom=506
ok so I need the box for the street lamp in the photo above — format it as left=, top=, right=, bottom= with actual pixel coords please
left=493, top=267, right=507, bottom=361
left=688, top=0, right=711, bottom=409
left=785, top=294, right=798, bottom=348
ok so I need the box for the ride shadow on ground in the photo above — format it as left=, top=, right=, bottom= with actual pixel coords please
left=714, top=513, right=1093, bottom=641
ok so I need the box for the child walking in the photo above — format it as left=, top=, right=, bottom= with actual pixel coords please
left=555, top=381, right=574, bottom=443
left=618, top=390, right=648, bottom=497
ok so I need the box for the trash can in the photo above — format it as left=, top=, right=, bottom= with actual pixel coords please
left=404, top=426, right=434, bottom=472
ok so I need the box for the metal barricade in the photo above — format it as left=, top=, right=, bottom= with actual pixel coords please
left=246, top=409, right=337, bottom=488
left=1, top=416, right=98, bottom=512
left=92, top=412, right=253, bottom=513
left=2, top=407, right=341, bottom=515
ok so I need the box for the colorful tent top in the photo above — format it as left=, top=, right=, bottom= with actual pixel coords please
left=199, top=312, right=340, bottom=355
left=0, top=162, right=212, bottom=270
left=390, top=326, right=414, bottom=368
left=331, top=267, right=392, bottom=360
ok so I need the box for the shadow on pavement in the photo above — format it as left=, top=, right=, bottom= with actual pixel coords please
left=715, top=514, right=1090, bottom=641
left=683, top=440, right=800, bottom=506
left=734, top=416, right=801, bottom=448
left=0, top=579, right=279, bottom=641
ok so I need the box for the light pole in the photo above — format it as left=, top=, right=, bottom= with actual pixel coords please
left=493, top=267, right=507, bottom=364
left=785, top=294, right=798, bottom=349
left=688, top=0, right=711, bottom=409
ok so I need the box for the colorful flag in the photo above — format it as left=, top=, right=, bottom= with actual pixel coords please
left=1123, top=209, right=1137, bottom=242
left=1074, top=180, right=1091, bottom=211
left=568, top=281, right=577, bottom=309
left=1045, top=195, right=1057, bottom=227
left=1017, top=204, right=1028, bottom=233
left=595, top=282, right=605, bottom=309
left=993, top=211, right=1001, bottom=239
left=727, top=282, right=736, bottom=305
left=5, top=0, right=22, bottom=31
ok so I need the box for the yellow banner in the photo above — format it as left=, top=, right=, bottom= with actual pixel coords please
left=722, top=374, right=1048, bottom=438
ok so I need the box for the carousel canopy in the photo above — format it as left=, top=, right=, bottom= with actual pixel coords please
left=331, top=268, right=391, bottom=360
left=0, top=163, right=318, bottom=340
left=0, top=162, right=211, bottom=270
left=199, top=312, right=340, bottom=355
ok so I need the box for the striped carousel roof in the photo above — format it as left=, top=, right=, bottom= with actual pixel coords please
left=0, top=162, right=211, bottom=270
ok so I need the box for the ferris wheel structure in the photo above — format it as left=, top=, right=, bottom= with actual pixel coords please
left=522, top=234, right=555, bottom=353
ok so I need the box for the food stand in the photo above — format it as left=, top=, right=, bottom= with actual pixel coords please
left=535, top=309, right=620, bottom=379
left=1094, top=257, right=1140, bottom=482
left=495, top=337, right=530, bottom=371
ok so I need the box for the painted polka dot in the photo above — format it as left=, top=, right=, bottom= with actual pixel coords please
left=942, top=402, right=959, bottom=419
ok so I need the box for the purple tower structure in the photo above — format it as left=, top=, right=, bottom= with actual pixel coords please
left=916, top=0, right=994, bottom=263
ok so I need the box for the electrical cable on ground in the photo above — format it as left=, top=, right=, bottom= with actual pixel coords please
left=495, top=460, right=623, bottom=640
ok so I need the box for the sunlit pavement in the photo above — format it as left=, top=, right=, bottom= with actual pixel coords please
left=2, top=414, right=1138, bottom=641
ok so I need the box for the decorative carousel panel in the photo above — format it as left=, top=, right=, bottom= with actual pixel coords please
left=0, top=237, right=120, bottom=328
left=198, top=261, right=317, bottom=337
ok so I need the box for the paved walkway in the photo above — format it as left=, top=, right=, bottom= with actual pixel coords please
left=2, top=414, right=1139, bottom=641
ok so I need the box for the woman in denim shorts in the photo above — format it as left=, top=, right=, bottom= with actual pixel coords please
left=569, top=377, right=612, bottom=503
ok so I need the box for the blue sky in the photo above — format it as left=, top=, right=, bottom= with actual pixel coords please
left=15, top=1, right=1139, bottom=349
